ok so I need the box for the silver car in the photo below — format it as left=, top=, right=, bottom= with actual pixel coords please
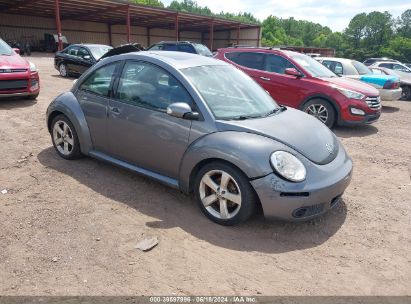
left=46, top=51, right=353, bottom=226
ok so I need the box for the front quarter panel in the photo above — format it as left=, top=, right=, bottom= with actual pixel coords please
left=179, top=131, right=291, bottom=193
left=47, top=92, right=93, bottom=154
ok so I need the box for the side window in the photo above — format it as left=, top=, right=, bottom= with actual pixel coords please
left=380, top=63, right=393, bottom=69
left=115, top=61, right=193, bottom=112
left=78, top=47, right=90, bottom=59
left=178, top=44, right=196, bottom=54
left=79, top=63, right=117, bottom=96
left=322, top=60, right=343, bottom=74
left=264, top=54, right=296, bottom=74
left=227, top=52, right=264, bottom=70
left=68, top=46, right=79, bottom=56
left=393, top=64, right=410, bottom=73
left=163, top=44, right=178, bottom=51
left=149, top=44, right=163, bottom=51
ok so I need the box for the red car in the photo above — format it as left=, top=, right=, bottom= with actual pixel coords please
left=215, top=47, right=381, bottom=127
left=0, top=39, right=40, bottom=100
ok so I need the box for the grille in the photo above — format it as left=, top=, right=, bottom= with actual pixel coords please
left=365, top=96, right=381, bottom=109
left=0, top=69, right=27, bottom=73
left=0, top=80, right=28, bottom=90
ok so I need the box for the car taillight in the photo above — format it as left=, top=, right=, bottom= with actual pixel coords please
left=383, top=81, right=399, bottom=89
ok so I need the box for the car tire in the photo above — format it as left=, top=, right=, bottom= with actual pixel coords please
left=302, top=99, right=336, bottom=128
left=51, top=115, right=82, bottom=160
left=59, top=63, right=68, bottom=77
left=402, top=86, right=411, bottom=101
left=194, top=161, right=257, bottom=226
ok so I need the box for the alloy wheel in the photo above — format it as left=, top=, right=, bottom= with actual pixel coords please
left=305, top=104, right=329, bottom=123
left=59, top=64, right=67, bottom=77
left=199, top=170, right=242, bottom=220
left=53, top=120, right=74, bottom=156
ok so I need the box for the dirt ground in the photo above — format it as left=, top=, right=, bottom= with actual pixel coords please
left=0, top=54, right=410, bottom=296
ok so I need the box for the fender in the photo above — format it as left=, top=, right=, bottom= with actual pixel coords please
left=46, top=92, right=93, bottom=155
left=178, top=131, right=291, bottom=193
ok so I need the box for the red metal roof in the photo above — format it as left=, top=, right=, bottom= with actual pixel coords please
left=0, top=0, right=260, bottom=32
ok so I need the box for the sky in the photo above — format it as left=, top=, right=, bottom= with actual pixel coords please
left=162, top=0, right=409, bottom=32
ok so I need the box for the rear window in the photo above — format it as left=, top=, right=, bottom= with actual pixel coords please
left=352, top=61, right=372, bottom=75
left=193, top=43, right=212, bottom=57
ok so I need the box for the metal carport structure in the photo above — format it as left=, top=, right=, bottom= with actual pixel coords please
left=0, top=0, right=261, bottom=51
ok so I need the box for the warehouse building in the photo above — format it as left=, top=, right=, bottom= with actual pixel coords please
left=0, top=0, right=261, bottom=51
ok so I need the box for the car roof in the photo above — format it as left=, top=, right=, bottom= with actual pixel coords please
left=153, top=41, right=197, bottom=45
left=71, top=44, right=111, bottom=48
left=316, top=57, right=357, bottom=63
left=218, top=47, right=301, bottom=57
left=112, top=51, right=228, bottom=69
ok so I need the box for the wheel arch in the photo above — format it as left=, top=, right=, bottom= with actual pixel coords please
left=46, top=92, right=93, bottom=155
left=300, top=94, right=341, bottom=122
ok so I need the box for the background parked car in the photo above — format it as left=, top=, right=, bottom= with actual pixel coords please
left=46, top=51, right=353, bottom=225
left=55, top=44, right=113, bottom=77
left=0, top=38, right=39, bottom=100
left=215, top=47, right=381, bottom=127
left=147, top=41, right=213, bottom=57
left=369, top=61, right=411, bottom=73
left=363, top=57, right=399, bottom=66
left=370, top=67, right=411, bottom=100
left=316, top=57, right=402, bottom=101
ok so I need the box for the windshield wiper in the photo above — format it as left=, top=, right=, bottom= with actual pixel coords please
left=229, top=114, right=262, bottom=120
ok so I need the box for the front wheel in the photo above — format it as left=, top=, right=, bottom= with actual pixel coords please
left=194, top=162, right=257, bottom=226
left=59, top=63, right=68, bottom=77
left=51, top=115, right=82, bottom=160
left=402, top=86, right=411, bottom=101
left=302, top=99, right=336, bottom=128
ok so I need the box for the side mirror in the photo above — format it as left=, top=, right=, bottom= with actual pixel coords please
left=83, top=55, right=91, bottom=60
left=13, top=48, right=20, bottom=54
left=167, top=102, right=199, bottom=120
left=285, top=68, right=303, bottom=77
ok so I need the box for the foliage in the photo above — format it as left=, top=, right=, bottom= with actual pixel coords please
left=128, top=0, right=411, bottom=62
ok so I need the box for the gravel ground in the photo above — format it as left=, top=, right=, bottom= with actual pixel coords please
left=0, top=54, right=410, bottom=296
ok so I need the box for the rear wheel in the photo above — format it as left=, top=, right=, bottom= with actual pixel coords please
left=302, top=99, right=336, bottom=128
left=59, top=63, right=68, bottom=77
left=194, top=162, right=257, bottom=226
left=51, top=115, right=82, bottom=160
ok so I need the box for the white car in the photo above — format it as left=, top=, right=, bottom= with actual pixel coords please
left=316, top=57, right=402, bottom=101
left=370, top=61, right=411, bottom=74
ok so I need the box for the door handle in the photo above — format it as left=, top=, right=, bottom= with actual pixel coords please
left=110, top=107, right=120, bottom=115
left=260, top=76, right=271, bottom=81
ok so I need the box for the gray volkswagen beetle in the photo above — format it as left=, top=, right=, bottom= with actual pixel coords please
left=46, top=51, right=353, bottom=226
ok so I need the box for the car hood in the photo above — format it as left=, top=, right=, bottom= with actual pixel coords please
left=322, top=76, right=379, bottom=96
left=0, top=54, right=29, bottom=69
left=215, top=107, right=339, bottom=165
left=347, top=74, right=399, bottom=89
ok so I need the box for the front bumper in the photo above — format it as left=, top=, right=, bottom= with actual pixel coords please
left=379, top=88, right=402, bottom=101
left=339, top=110, right=381, bottom=126
left=251, top=145, right=353, bottom=221
left=0, top=91, right=38, bottom=98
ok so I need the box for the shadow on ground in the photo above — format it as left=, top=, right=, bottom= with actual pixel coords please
left=334, top=124, right=378, bottom=138
left=381, top=105, right=400, bottom=113
left=0, top=98, right=37, bottom=109
left=38, top=147, right=347, bottom=254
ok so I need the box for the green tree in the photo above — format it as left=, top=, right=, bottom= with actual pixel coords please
left=344, top=13, right=367, bottom=48
left=129, top=0, right=164, bottom=7
left=397, top=9, right=411, bottom=38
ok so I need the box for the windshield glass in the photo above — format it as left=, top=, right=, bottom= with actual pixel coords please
left=88, top=45, right=113, bottom=60
left=182, top=65, right=279, bottom=120
left=0, top=39, right=13, bottom=56
left=290, top=53, right=337, bottom=78
left=194, top=43, right=213, bottom=57
left=352, top=61, right=372, bottom=75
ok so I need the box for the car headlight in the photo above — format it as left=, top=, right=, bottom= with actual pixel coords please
left=29, top=61, right=37, bottom=72
left=336, top=87, right=365, bottom=100
left=270, top=151, right=306, bottom=182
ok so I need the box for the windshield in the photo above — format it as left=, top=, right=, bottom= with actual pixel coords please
left=0, top=39, right=13, bottom=56
left=194, top=43, right=213, bottom=57
left=352, top=61, right=372, bottom=75
left=88, top=45, right=113, bottom=60
left=290, top=53, right=337, bottom=78
left=182, top=65, right=279, bottom=120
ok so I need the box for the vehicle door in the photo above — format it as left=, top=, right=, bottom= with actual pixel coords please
left=224, top=51, right=265, bottom=81
left=107, top=60, right=193, bottom=179
left=77, top=47, right=94, bottom=75
left=65, top=46, right=81, bottom=74
left=76, top=62, right=120, bottom=152
left=255, top=53, right=307, bottom=107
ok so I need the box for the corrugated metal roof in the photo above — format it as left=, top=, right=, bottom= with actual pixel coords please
left=0, top=0, right=260, bottom=32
